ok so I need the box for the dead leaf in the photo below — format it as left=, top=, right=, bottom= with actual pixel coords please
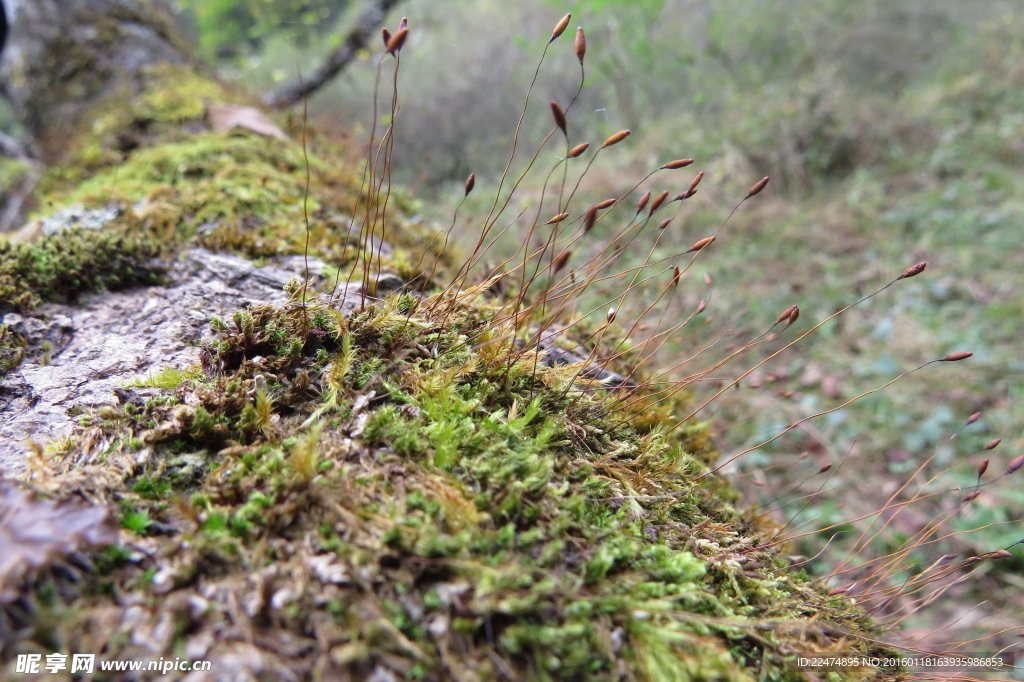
left=0, top=480, right=120, bottom=603
left=207, top=104, right=288, bottom=140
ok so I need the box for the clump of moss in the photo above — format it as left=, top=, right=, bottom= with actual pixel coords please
left=0, top=224, right=166, bottom=311
left=2, top=63, right=454, bottom=313
left=0, top=323, right=26, bottom=377
left=0, top=19, right=903, bottom=680
left=39, top=63, right=239, bottom=190
left=6, top=287, right=896, bottom=680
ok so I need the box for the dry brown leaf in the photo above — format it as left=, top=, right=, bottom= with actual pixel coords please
left=0, top=480, right=120, bottom=603
left=207, top=104, right=288, bottom=140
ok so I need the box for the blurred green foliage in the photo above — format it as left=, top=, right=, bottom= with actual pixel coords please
left=177, top=0, right=351, bottom=61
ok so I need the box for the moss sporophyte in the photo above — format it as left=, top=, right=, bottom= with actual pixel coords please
left=2, top=10, right=1016, bottom=682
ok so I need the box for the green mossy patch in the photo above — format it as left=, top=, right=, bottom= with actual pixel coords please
left=0, top=156, right=33, bottom=195
left=0, top=52, right=899, bottom=682
left=1, top=63, right=453, bottom=314
left=9, top=289, right=896, bottom=680
left=39, top=63, right=240, bottom=190
left=0, top=222, right=166, bottom=312
left=0, top=323, right=26, bottom=377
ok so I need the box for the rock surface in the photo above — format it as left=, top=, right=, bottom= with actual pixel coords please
left=0, top=248, right=358, bottom=476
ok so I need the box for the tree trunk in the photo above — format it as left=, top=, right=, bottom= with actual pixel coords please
left=0, top=0, right=190, bottom=155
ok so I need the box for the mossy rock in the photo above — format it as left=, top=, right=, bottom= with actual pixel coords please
left=1, top=289, right=896, bottom=680
left=0, top=52, right=896, bottom=682
left=2, top=64, right=450, bottom=315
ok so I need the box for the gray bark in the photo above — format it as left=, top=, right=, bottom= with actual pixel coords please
left=0, top=0, right=190, bottom=152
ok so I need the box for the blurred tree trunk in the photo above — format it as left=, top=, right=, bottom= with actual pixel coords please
left=0, top=0, right=191, bottom=159
left=267, top=0, right=405, bottom=108
left=0, top=0, right=407, bottom=148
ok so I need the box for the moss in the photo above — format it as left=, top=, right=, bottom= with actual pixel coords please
left=39, top=64, right=237, bottom=190
left=0, top=323, right=26, bottom=377
left=3, top=64, right=456, bottom=314
left=0, top=223, right=166, bottom=311
left=126, top=366, right=202, bottom=389
left=0, top=36, right=898, bottom=681
left=0, top=157, right=34, bottom=198
left=6, top=287, right=896, bottom=680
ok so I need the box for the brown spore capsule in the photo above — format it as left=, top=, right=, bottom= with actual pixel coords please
left=897, top=262, right=927, bottom=280
left=567, top=142, right=589, bottom=158
left=775, top=305, right=798, bottom=326
left=689, top=170, right=705, bottom=192
left=686, top=236, right=715, bottom=253
left=583, top=205, right=599, bottom=233
left=550, top=101, right=567, bottom=136
left=550, top=13, right=571, bottom=43
left=649, top=190, right=669, bottom=215
left=601, top=130, right=631, bottom=148
left=575, top=27, right=586, bottom=64
left=386, top=28, right=409, bottom=55
left=636, top=190, right=651, bottom=215
left=1007, top=453, right=1024, bottom=474
left=552, top=249, right=571, bottom=273
left=746, top=176, right=770, bottom=198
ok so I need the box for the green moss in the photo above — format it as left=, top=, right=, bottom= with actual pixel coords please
left=0, top=323, right=26, bottom=376
left=2, top=41, right=896, bottom=680
left=11, top=289, right=893, bottom=680
left=0, top=224, right=166, bottom=311
left=126, top=366, right=202, bottom=389
left=41, top=64, right=238, bottom=190
left=0, top=157, right=34, bottom=196
left=120, top=507, right=152, bottom=536
left=3, top=64, right=457, bottom=316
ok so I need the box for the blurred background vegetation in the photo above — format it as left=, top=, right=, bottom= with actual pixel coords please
left=26, top=0, right=1024, bottom=662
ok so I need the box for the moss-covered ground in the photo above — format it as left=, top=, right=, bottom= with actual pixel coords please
left=1, top=63, right=442, bottom=316
left=9, top=287, right=897, bottom=680
left=1, top=44, right=903, bottom=682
